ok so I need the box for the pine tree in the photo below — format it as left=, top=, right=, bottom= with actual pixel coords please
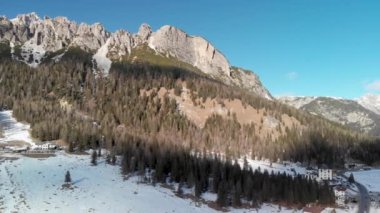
left=111, top=154, right=117, bottom=165
left=177, top=181, right=184, bottom=195
left=232, top=181, right=242, bottom=207
left=91, top=150, right=97, bottom=165
left=98, top=147, right=102, bottom=157
left=106, top=154, right=111, bottom=164
left=65, top=171, right=71, bottom=183
left=216, top=181, right=227, bottom=207
left=348, top=173, right=355, bottom=184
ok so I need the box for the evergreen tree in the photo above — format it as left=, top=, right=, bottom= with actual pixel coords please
left=216, top=181, right=228, bottom=207
left=65, top=171, right=71, bottom=183
left=106, top=154, right=111, bottom=164
left=232, top=181, right=242, bottom=207
left=98, top=147, right=102, bottom=157
left=111, top=154, right=117, bottom=165
left=91, top=150, right=97, bottom=165
left=348, top=173, right=355, bottom=184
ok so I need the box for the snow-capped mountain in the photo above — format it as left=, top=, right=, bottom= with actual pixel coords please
left=358, top=94, right=380, bottom=116
left=279, top=96, right=380, bottom=136
left=0, top=13, right=272, bottom=99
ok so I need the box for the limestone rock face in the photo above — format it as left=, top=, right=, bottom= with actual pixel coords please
left=72, top=23, right=109, bottom=52
left=137, top=23, right=152, bottom=42
left=148, top=25, right=231, bottom=78
left=230, top=67, right=273, bottom=100
left=0, top=13, right=108, bottom=53
left=107, top=30, right=134, bottom=59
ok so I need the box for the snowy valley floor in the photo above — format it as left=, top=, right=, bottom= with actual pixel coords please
left=0, top=110, right=371, bottom=212
left=0, top=152, right=302, bottom=213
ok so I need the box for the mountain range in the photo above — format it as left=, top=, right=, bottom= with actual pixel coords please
left=0, top=12, right=272, bottom=100
left=279, top=95, right=380, bottom=136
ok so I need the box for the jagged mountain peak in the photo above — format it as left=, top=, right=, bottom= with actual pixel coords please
left=11, top=12, right=41, bottom=25
left=137, top=23, right=152, bottom=40
left=0, top=13, right=273, bottom=100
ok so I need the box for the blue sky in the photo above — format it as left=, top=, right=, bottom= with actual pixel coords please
left=1, top=0, right=380, bottom=99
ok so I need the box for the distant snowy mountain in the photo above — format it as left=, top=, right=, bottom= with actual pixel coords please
left=0, top=13, right=272, bottom=100
left=279, top=96, right=380, bottom=136
left=358, top=94, right=380, bottom=115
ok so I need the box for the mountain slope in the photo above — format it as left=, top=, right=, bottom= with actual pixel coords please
left=1, top=13, right=380, bottom=167
left=0, top=13, right=272, bottom=99
left=279, top=96, right=380, bottom=136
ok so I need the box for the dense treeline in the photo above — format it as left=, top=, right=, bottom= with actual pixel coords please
left=0, top=47, right=379, bottom=167
left=119, top=135, right=335, bottom=207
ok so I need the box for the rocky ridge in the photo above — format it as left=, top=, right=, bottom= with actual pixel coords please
left=0, top=13, right=272, bottom=99
left=279, top=96, right=380, bottom=136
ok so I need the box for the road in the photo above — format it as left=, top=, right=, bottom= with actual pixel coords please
left=355, top=181, right=370, bottom=213
left=340, top=172, right=370, bottom=213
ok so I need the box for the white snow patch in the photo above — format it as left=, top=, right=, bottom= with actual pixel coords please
left=93, top=38, right=112, bottom=74
left=0, top=110, right=37, bottom=146
left=51, top=52, right=65, bottom=63
left=348, top=169, right=380, bottom=192
left=238, top=157, right=306, bottom=176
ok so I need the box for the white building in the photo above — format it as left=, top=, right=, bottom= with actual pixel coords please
left=334, top=186, right=347, bottom=205
left=304, top=170, right=318, bottom=180
left=33, top=143, right=57, bottom=150
left=318, top=168, right=333, bottom=181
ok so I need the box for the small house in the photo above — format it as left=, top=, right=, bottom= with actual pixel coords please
left=318, top=165, right=333, bottom=181
left=334, top=186, right=347, bottom=205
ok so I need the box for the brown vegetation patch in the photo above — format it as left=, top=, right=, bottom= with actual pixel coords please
left=22, top=153, right=56, bottom=158
left=141, top=86, right=303, bottom=141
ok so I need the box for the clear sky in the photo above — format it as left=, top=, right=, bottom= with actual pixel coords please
left=1, top=0, right=380, bottom=99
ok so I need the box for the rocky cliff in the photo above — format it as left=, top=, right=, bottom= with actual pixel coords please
left=0, top=13, right=272, bottom=100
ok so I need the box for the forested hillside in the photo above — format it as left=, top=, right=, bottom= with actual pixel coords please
left=0, top=46, right=379, bottom=167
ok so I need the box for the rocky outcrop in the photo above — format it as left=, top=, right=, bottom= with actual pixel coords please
left=230, top=67, right=273, bottom=99
left=0, top=13, right=273, bottom=100
left=71, top=23, right=108, bottom=52
left=148, top=25, right=231, bottom=78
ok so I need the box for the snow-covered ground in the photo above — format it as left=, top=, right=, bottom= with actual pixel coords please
left=346, top=170, right=380, bottom=213
left=349, top=170, right=380, bottom=193
left=323, top=205, right=358, bottom=213
left=0, top=110, right=36, bottom=146
left=0, top=152, right=205, bottom=212
left=0, top=151, right=307, bottom=213
left=238, top=158, right=306, bottom=176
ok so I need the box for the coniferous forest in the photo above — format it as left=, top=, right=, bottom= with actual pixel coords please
left=0, top=46, right=379, bottom=206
